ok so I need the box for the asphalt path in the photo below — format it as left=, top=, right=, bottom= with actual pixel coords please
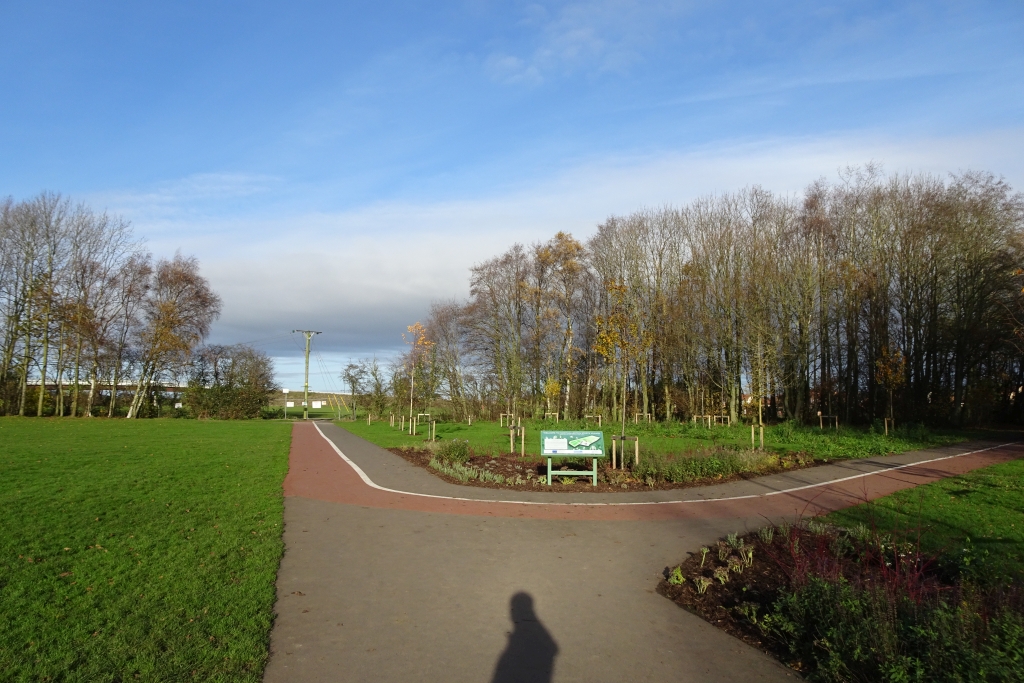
left=263, top=422, right=1022, bottom=683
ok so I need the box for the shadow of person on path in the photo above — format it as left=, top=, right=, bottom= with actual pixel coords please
left=491, top=592, right=559, bottom=683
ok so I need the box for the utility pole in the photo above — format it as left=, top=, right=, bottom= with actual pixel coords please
left=293, top=330, right=321, bottom=420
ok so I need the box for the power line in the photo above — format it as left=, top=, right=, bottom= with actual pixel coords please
left=292, top=330, right=321, bottom=419
left=313, top=348, right=345, bottom=419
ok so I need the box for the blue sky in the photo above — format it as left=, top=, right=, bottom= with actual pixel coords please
left=3, top=1, right=1023, bottom=388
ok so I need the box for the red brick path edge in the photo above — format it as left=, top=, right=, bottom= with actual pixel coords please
left=282, top=422, right=1023, bottom=522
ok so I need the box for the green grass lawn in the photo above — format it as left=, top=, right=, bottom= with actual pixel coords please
left=0, top=417, right=291, bottom=682
left=337, top=415, right=970, bottom=461
left=827, top=457, right=1024, bottom=582
left=278, top=406, right=343, bottom=420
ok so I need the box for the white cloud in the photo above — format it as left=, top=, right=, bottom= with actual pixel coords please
left=110, top=128, right=1024, bottom=380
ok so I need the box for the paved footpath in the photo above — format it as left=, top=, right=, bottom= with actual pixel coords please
left=263, top=423, right=1022, bottom=683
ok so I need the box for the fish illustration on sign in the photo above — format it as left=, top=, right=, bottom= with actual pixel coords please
left=568, top=435, right=600, bottom=448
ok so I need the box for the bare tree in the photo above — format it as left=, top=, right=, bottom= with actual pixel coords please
left=405, top=169, right=1024, bottom=427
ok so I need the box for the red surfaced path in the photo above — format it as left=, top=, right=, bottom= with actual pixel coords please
left=283, top=422, right=1022, bottom=521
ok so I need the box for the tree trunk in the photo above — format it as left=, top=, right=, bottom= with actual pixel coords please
left=18, top=298, right=32, bottom=416
left=70, top=336, right=83, bottom=418
left=55, top=322, right=66, bottom=417
left=84, top=364, right=98, bottom=417
left=109, top=363, right=120, bottom=418
left=126, top=366, right=150, bottom=419
left=36, top=305, right=51, bottom=416
left=664, top=375, right=672, bottom=422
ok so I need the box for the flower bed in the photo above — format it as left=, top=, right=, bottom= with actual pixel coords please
left=387, top=444, right=822, bottom=492
left=658, top=521, right=1024, bottom=681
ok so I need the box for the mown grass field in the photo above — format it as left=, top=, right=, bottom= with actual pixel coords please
left=0, top=418, right=291, bottom=682
left=338, top=415, right=969, bottom=461
left=827, top=456, right=1024, bottom=582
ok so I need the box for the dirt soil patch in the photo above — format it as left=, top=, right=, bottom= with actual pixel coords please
left=388, top=447, right=823, bottom=493
left=656, top=532, right=789, bottom=660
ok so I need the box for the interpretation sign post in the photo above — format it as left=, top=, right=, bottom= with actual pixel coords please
left=540, top=430, right=605, bottom=486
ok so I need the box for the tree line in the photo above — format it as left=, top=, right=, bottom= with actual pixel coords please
left=396, top=168, right=1024, bottom=427
left=0, top=192, right=274, bottom=418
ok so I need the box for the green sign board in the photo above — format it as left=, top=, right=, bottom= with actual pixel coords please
left=540, top=430, right=605, bottom=457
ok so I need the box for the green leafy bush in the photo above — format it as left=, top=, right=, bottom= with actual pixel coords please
left=434, top=438, right=471, bottom=463
left=633, top=449, right=779, bottom=483
left=762, top=578, right=1024, bottom=682
left=774, top=420, right=798, bottom=441
left=183, top=384, right=271, bottom=419
left=182, top=344, right=277, bottom=419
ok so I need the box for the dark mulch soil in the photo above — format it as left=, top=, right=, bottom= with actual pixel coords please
left=656, top=532, right=789, bottom=660
left=389, top=447, right=822, bottom=493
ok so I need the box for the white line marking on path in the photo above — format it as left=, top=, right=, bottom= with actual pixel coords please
left=312, top=422, right=1020, bottom=508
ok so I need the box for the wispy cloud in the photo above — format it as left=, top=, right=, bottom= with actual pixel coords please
left=485, top=0, right=686, bottom=84
left=96, top=172, right=281, bottom=224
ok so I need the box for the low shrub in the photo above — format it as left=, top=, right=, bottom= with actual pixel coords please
left=434, top=438, right=471, bottom=464
left=633, top=448, right=779, bottom=483
left=428, top=457, right=476, bottom=482
left=182, top=384, right=271, bottom=419
left=762, top=577, right=1024, bottom=682
left=752, top=521, right=1024, bottom=681
left=774, top=420, right=799, bottom=441
left=428, top=457, right=522, bottom=485
left=663, top=456, right=1024, bottom=682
